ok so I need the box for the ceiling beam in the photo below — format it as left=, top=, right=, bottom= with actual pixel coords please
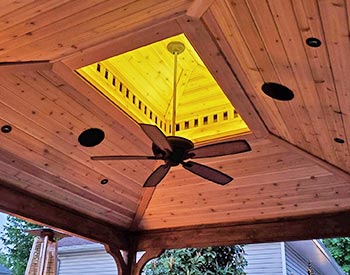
left=61, top=18, right=183, bottom=70
left=135, top=211, right=350, bottom=250
left=186, top=0, right=216, bottom=18
left=0, top=180, right=130, bottom=250
left=0, top=61, right=52, bottom=73
left=130, top=186, right=156, bottom=231
left=177, top=15, right=268, bottom=139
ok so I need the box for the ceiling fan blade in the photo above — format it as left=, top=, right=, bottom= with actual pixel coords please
left=143, top=164, right=171, bottom=187
left=91, top=155, right=161, bottom=161
left=182, top=161, right=233, bottom=185
left=140, top=124, right=172, bottom=152
left=188, top=140, right=251, bottom=159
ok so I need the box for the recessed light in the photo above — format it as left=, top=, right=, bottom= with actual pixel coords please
left=78, top=128, right=105, bottom=147
left=100, top=179, right=108, bottom=185
left=334, top=137, right=345, bottom=144
left=1, top=125, right=12, bottom=133
left=261, top=82, right=294, bottom=101
left=306, top=37, right=321, bottom=48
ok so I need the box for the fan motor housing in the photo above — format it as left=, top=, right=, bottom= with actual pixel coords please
left=152, top=136, right=194, bottom=166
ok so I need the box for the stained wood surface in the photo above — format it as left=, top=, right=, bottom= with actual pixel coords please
left=139, top=138, right=349, bottom=229
left=0, top=0, right=348, bottom=249
left=136, top=211, right=350, bottom=250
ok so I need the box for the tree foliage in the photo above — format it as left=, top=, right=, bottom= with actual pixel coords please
left=323, top=238, right=350, bottom=274
left=143, top=245, right=247, bottom=275
left=0, top=216, right=41, bottom=275
left=0, top=251, right=8, bottom=268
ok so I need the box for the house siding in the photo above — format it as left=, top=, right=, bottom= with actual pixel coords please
left=58, top=244, right=117, bottom=275
left=0, top=263, right=11, bottom=275
left=285, top=243, right=322, bottom=275
left=244, top=242, right=283, bottom=275
left=57, top=239, right=342, bottom=275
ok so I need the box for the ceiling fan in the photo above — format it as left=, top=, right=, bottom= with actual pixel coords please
left=91, top=124, right=251, bottom=187
left=90, top=41, right=251, bottom=187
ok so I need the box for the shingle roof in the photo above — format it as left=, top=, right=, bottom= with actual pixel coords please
left=58, top=236, right=94, bottom=247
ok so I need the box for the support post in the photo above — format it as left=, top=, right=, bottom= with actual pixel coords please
left=105, top=243, right=163, bottom=275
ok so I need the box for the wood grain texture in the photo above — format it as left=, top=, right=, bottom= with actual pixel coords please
left=205, top=0, right=350, bottom=172
left=139, top=137, right=350, bottom=230
left=0, top=1, right=348, bottom=248
left=0, top=180, right=129, bottom=249
left=136, top=211, right=350, bottom=250
left=0, top=0, right=192, bottom=61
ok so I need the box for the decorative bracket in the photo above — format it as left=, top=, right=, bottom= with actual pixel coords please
left=105, top=243, right=163, bottom=275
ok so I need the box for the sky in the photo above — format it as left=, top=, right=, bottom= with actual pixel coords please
left=0, top=212, right=8, bottom=249
left=0, top=212, right=7, bottom=228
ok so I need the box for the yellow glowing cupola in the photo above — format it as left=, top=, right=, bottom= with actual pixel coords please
left=77, top=34, right=250, bottom=143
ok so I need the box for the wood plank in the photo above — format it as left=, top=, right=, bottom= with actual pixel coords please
left=0, top=0, right=137, bottom=60
left=15, top=71, right=153, bottom=169
left=160, top=163, right=328, bottom=191
left=227, top=0, right=323, bottom=156
left=290, top=0, right=349, bottom=170
left=0, top=61, right=52, bottom=73
left=318, top=0, right=350, bottom=167
left=177, top=15, right=268, bottom=138
left=0, top=0, right=102, bottom=45
left=186, top=0, right=215, bottom=18
left=62, top=18, right=182, bottom=69
left=148, top=167, right=332, bottom=206
left=0, top=0, right=71, bottom=31
left=0, top=0, right=36, bottom=17
left=0, top=0, right=190, bottom=61
left=0, top=74, right=147, bottom=198
left=263, top=0, right=343, bottom=167
left=0, top=121, right=138, bottom=216
left=139, top=173, right=345, bottom=229
left=269, top=134, right=350, bottom=179
left=136, top=211, right=350, bottom=250
left=0, top=146, right=134, bottom=226
left=144, top=176, right=348, bottom=217
left=207, top=1, right=294, bottom=142
left=130, top=185, right=157, bottom=231
left=52, top=62, right=156, bottom=151
left=0, top=180, right=130, bottom=250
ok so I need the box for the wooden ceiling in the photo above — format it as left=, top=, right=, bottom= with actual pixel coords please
left=0, top=0, right=349, bottom=252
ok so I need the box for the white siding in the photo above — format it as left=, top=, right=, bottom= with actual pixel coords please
left=244, top=242, right=283, bottom=275
left=58, top=244, right=117, bottom=275
left=285, top=243, right=322, bottom=275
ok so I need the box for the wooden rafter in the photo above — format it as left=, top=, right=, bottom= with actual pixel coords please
left=135, top=211, right=350, bottom=250
left=0, top=180, right=130, bottom=250
left=0, top=61, right=52, bottom=73
left=0, top=1, right=349, bottom=261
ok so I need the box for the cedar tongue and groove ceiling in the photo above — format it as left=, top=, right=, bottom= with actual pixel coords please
left=0, top=0, right=349, bottom=246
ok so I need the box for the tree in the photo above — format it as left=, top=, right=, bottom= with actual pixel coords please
left=0, top=251, right=8, bottom=268
left=0, top=216, right=42, bottom=275
left=143, top=245, right=247, bottom=275
left=323, top=238, right=350, bottom=274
